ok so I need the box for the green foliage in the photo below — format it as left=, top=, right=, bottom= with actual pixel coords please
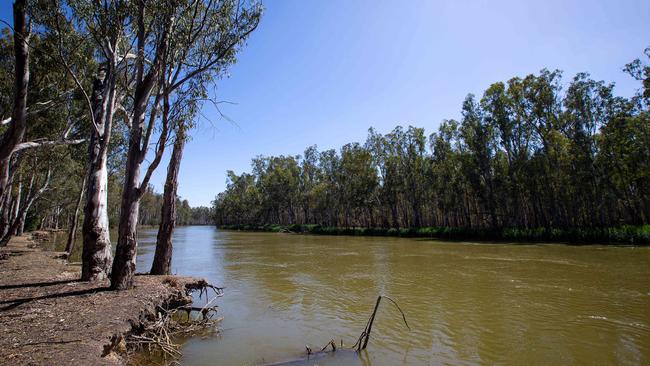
left=217, top=224, right=650, bottom=244
left=214, top=52, right=650, bottom=244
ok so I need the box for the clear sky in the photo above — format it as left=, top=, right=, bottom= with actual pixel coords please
left=1, top=0, right=649, bottom=207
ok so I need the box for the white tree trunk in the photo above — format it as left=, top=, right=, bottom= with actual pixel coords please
left=81, top=65, right=116, bottom=281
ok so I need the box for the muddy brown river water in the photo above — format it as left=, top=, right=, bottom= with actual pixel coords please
left=129, top=226, right=650, bottom=365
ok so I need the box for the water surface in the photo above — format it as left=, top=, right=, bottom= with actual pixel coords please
left=131, top=226, right=650, bottom=365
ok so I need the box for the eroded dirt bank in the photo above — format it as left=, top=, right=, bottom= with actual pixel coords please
left=0, top=233, right=203, bottom=365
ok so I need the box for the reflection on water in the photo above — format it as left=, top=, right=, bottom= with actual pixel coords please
left=71, top=226, right=650, bottom=365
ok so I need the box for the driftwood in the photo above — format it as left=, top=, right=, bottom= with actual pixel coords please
left=352, top=295, right=410, bottom=352
left=265, top=295, right=410, bottom=366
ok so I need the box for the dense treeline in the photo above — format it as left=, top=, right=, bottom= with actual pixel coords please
left=214, top=54, right=650, bottom=237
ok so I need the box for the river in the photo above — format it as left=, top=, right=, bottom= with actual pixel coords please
left=122, top=226, right=650, bottom=365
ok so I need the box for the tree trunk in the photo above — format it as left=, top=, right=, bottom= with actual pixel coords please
left=151, top=125, right=186, bottom=275
left=66, top=175, right=86, bottom=256
left=0, top=0, right=29, bottom=202
left=81, top=65, right=116, bottom=281
left=14, top=205, right=28, bottom=237
left=0, top=189, right=12, bottom=241
left=111, top=3, right=176, bottom=289
left=111, top=90, right=167, bottom=288
left=110, top=149, right=142, bottom=289
left=0, top=169, right=49, bottom=246
left=110, top=70, right=151, bottom=289
left=10, top=168, right=34, bottom=237
left=10, top=177, right=22, bottom=224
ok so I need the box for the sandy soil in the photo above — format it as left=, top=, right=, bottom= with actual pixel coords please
left=0, top=233, right=200, bottom=365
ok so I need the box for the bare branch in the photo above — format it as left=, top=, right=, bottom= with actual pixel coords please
left=53, top=9, right=100, bottom=135
left=170, top=15, right=260, bottom=91
left=0, top=89, right=75, bottom=126
left=13, top=138, right=86, bottom=153
left=138, top=96, right=171, bottom=199
left=139, top=91, right=163, bottom=162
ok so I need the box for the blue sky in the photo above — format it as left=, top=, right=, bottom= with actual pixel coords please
left=2, top=0, right=649, bottom=206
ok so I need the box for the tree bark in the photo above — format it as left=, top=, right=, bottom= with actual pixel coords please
left=0, top=0, right=29, bottom=213
left=0, top=188, right=12, bottom=241
left=0, top=0, right=29, bottom=203
left=151, top=125, right=186, bottom=275
left=81, top=65, right=116, bottom=281
left=10, top=176, right=22, bottom=225
left=110, top=157, right=141, bottom=289
left=66, top=175, right=86, bottom=256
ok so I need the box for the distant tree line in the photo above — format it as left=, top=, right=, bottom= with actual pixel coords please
left=214, top=55, right=650, bottom=232
left=18, top=179, right=210, bottom=232
left=139, top=186, right=213, bottom=226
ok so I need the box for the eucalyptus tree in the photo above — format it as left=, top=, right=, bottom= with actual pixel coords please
left=0, top=0, right=29, bottom=206
left=402, top=126, right=428, bottom=227
left=624, top=48, right=650, bottom=106
left=151, top=85, right=199, bottom=275
left=0, top=1, right=87, bottom=243
left=598, top=49, right=650, bottom=224
left=213, top=171, right=256, bottom=225
left=481, top=82, right=524, bottom=227
left=299, top=145, right=319, bottom=224
left=459, top=95, right=499, bottom=227
left=337, top=143, right=377, bottom=227
left=152, top=0, right=262, bottom=274
left=428, top=119, right=465, bottom=227
left=150, top=123, right=186, bottom=275
left=22, top=0, right=132, bottom=279
left=562, top=74, right=620, bottom=226
left=111, top=0, right=262, bottom=289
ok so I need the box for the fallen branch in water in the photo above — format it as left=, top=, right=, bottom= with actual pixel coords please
left=267, top=295, right=410, bottom=365
left=351, top=295, right=410, bottom=352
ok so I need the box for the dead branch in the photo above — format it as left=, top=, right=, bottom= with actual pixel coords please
left=268, top=295, right=410, bottom=366
left=353, top=295, right=410, bottom=352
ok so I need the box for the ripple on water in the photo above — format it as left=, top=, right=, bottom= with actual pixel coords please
left=580, top=315, right=649, bottom=331
left=134, top=227, right=650, bottom=366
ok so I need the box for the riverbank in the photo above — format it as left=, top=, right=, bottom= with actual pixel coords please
left=218, top=224, right=650, bottom=244
left=0, top=233, right=208, bottom=365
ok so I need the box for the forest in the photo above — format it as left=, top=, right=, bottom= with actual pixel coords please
left=214, top=55, right=650, bottom=243
left=0, top=0, right=261, bottom=290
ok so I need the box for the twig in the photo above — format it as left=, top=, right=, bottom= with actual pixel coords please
left=18, top=339, right=82, bottom=347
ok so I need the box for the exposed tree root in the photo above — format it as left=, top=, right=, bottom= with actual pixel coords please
left=0, top=234, right=220, bottom=365
left=123, top=279, right=224, bottom=364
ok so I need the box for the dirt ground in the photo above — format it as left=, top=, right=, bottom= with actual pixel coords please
left=0, top=233, right=201, bottom=365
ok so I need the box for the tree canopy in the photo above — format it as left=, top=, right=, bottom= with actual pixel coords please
left=214, top=57, right=650, bottom=232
